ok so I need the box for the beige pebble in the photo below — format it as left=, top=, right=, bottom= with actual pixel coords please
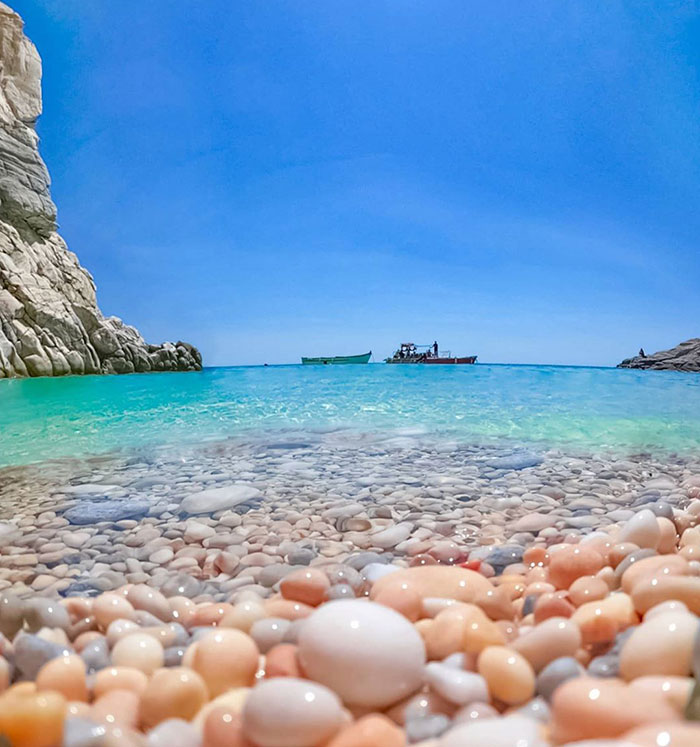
left=192, top=628, right=259, bottom=697
left=550, top=676, right=679, bottom=742
left=623, top=722, right=700, bottom=746
left=280, top=568, right=330, bottom=607
left=94, top=593, right=136, bottom=629
left=93, top=667, right=148, bottom=699
left=139, top=666, right=209, bottom=729
left=92, top=688, right=140, bottom=729
left=242, top=677, right=343, bottom=747
left=111, top=632, right=164, bottom=675
left=36, top=654, right=87, bottom=702
left=631, top=575, right=700, bottom=615
left=370, top=566, right=492, bottom=604
left=620, top=611, right=697, bottom=679
left=620, top=554, right=689, bottom=594
left=476, top=645, right=535, bottom=705
left=567, top=575, right=609, bottom=606
left=629, top=675, right=694, bottom=712
left=126, top=584, right=171, bottom=621
left=512, top=616, right=581, bottom=672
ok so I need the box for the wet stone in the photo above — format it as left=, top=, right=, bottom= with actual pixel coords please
left=486, top=545, right=524, bottom=574
left=588, top=654, right=620, bottom=678
left=405, top=714, right=452, bottom=742
left=14, top=633, right=70, bottom=679
left=63, top=500, right=151, bottom=525
left=536, top=657, right=585, bottom=702
left=80, top=637, right=110, bottom=674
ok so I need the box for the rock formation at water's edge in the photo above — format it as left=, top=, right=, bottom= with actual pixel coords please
left=0, top=4, right=201, bottom=377
left=618, top=339, right=700, bottom=372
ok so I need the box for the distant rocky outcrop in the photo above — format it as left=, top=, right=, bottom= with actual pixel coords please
left=618, top=339, right=700, bottom=373
left=0, top=4, right=201, bottom=377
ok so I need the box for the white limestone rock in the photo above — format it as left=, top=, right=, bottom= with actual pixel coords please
left=0, top=3, right=201, bottom=378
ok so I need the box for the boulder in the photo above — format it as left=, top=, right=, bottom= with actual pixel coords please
left=618, top=339, right=700, bottom=373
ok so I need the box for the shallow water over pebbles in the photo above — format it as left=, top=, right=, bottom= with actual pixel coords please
left=2, top=363, right=700, bottom=467
left=1, top=427, right=699, bottom=600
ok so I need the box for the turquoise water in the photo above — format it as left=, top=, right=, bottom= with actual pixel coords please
left=1, top=364, right=700, bottom=467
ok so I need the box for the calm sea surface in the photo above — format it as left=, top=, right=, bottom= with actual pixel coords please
left=1, top=364, right=700, bottom=468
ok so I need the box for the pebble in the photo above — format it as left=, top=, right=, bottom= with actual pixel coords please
left=536, top=656, right=585, bottom=701
left=424, top=662, right=489, bottom=705
left=512, top=617, right=581, bottom=672
left=111, top=633, right=164, bottom=675
left=139, top=666, right=209, bottom=729
left=191, top=628, right=259, bottom=696
left=242, top=677, right=343, bottom=747
left=438, top=714, right=545, bottom=746
left=550, top=676, right=679, bottom=742
left=298, top=599, right=425, bottom=708
left=619, top=612, right=698, bottom=679
left=477, top=646, right=536, bottom=705
left=617, top=509, right=662, bottom=549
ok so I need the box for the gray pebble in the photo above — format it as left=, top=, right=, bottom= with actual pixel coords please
left=406, top=715, right=452, bottom=742
left=81, top=637, right=110, bottom=674
left=23, top=597, right=71, bottom=632
left=536, top=657, right=584, bottom=701
left=14, top=632, right=71, bottom=679
left=588, top=654, right=619, bottom=678
left=63, top=717, right=108, bottom=747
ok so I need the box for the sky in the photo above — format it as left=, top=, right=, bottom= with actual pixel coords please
left=12, top=0, right=700, bottom=366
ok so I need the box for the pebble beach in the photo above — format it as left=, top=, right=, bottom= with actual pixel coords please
left=2, top=425, right=700, bottom=746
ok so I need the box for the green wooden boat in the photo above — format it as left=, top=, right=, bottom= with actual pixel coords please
left=301, top=351, right=371, bottom=365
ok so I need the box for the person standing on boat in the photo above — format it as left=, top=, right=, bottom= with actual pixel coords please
left=433, top=341, right=438, bottom=357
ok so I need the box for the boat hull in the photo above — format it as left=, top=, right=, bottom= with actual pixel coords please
left=301, top=352, right=371, bottom=365
left=423, top=356, right=477, bottom=365
left=386, top=355, right=477, bottom=364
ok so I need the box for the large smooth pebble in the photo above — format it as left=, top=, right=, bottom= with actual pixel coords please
left=111, top=633, right=164, bottom=675
left=438, top=715, right=546, bottom=747
left=424, top=662, right=488, bottom=705
left=370, top=522, right=413, bottom=549
left=620, top=555, right=688, bottom=594
left=93, top=594, right=136, bottom=629
left=629, top=676, right=694, bottom=712
left=0, top=690, right=66, bottom=747
left=242, top=677, right=343, bottom=747
left=36, top=655, right=88, bottom=702
left=477, top=646, right=535, bottom=705
left=280, top=569, right=330, bottom=607
left=550, top=676, right=679, bottom=742
left=126, top=585, right=171, bottom=622
left=617, top=509, right=661, bottom=550
left=192, top=629, right=259, bottom=697
left=512, top=617, right=581, bottom=672
left=547, top=546, right=604, bottom=590
left=298, top=600, right=425, bottom=708
left=325, top=714, right=404, bottom=747
left=623, top=722, right=700, bottom=746
left=620, top=612, right=698, bottom=679
left=631, top=576, right=700, bottom=615
left=93, top=666, right=148, bottom=698
left=147, top=718, right=201, bottom=747
left=139, top=667, right=209, bottom=729
left=370, top=566, right=492, bottom=603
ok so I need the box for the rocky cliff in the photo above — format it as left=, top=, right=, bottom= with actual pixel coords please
left=0, top=4, right=201, bottom=378
left=618, top=339, right=700, bottom=373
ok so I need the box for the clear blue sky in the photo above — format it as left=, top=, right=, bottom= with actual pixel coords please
left=13, top=0, right=700, bottom=366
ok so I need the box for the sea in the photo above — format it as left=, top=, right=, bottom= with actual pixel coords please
left=1, top=363, right=700, bottom=469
